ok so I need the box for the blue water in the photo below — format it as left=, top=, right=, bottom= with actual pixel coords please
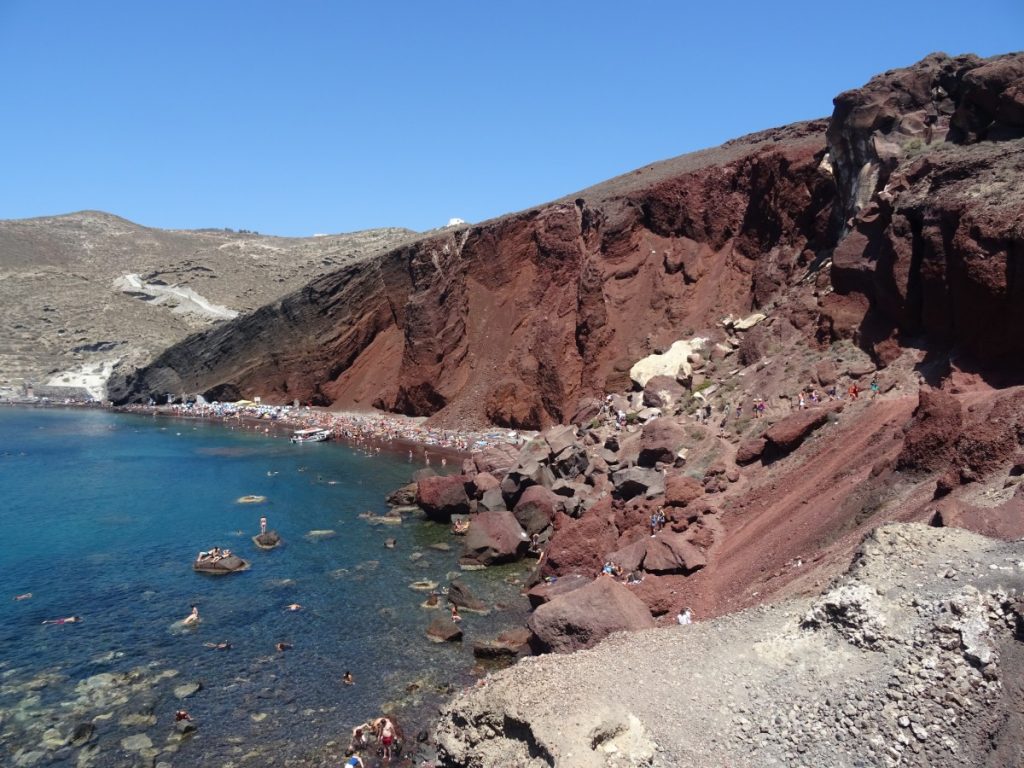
left=0, top=408, right=530, bottom=767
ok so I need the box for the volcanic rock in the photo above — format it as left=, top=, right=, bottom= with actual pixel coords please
left=612, top=466, right=666, bottom=500
left=526, top=574, right=593, bottom=608
left=512, top=485, right=561, bottom=536
left=447, top=579, right=488, bottom=612
left=416, top=474, right=471, bottom=523
left=736, top=437, right=767, bottom=465
left=426, top=617, right=463, bottom=643
left=460, top=511, right=530, bottom=566
left=763, top=404, right=841, bottom=457
left=527, top=577, right=656, bottom=653
left=636, top=417, right=688, bottom=467
left=664, top=474, right=704, bottom=507
left=476, top=487, right=506, bottom=513
left=642, top=375, right=688, bottom=411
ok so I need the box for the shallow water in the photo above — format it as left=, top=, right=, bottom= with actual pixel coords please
left=0, top=408, right=531, bottom=767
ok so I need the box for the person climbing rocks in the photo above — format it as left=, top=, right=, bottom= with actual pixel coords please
left=870, top=377, right=880, bottom=397
left=849, top=383, right=859, bottom=400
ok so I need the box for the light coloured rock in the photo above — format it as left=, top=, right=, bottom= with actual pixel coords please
left=120, top=734, right=153, bottom=751
left=629, top=338, right=707, bottom=389
left=732, top=312, right=768, bottom=331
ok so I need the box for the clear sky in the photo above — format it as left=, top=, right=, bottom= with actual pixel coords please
left=1, top=1, right=1020, bottom=236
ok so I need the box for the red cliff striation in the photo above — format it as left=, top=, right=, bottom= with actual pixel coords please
left=109, top=122, right=835, bottom=427
left=110, top=52, right=1024, bottom=424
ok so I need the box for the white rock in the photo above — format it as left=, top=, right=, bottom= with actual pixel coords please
left=630, top=338, right=707, bottom=388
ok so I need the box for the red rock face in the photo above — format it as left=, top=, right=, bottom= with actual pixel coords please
left=109, top=52, right=1024, bottom=422
left=823, top=52, right=1024, bottom=369
left=109, top=122, right=834, bottom=427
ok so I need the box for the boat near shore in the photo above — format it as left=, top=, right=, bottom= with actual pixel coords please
left=290, top=427, right=332, bottom=444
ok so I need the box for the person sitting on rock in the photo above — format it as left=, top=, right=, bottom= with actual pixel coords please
left=677, top=607, right=693, bottom=625
left=260, top=516, right=268, bottom=535
left=344, top=754, right=364, bottom=768
left=450, top=604, right=462, bottom=623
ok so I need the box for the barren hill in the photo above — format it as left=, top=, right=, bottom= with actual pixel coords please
left=0, top=211, right=414, bottom=397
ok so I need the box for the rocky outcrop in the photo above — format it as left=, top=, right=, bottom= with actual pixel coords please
left=527, top=577, right=656, bottom=653
left=109, top=118, right=834, bottom=427
left=823, top=52, right=1024, bottom=368
left=436, top=524, right=1024, bottom=768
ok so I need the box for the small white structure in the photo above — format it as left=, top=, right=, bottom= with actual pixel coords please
left=446, top=217, right=466, bottom=228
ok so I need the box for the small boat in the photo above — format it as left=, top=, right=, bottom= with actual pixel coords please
left=290, top=428, right=332, bottom=444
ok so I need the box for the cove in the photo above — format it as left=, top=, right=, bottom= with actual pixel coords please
left=0, top=407, right=530, bottom=767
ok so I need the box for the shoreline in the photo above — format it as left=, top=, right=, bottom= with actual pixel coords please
left=4, top=397, right=530, bottom=461
left=0, top=403, right=535, bottom=767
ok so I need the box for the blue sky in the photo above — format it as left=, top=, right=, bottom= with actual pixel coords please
left=1, top=2, right=1020, bottom=236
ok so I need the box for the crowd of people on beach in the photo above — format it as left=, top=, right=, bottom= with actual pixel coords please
left=121, top=397, right=525, bottom=453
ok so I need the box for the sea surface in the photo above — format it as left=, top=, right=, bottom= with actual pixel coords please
left=0, top=407, right=530, bottom=767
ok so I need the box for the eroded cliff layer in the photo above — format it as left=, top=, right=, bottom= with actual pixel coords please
left=110, top=51, right=1024, bottom=425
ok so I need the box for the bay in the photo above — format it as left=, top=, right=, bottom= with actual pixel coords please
left=0, top=407, right=529, bottom=767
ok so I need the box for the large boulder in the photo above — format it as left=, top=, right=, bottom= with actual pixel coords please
left=629, top=339, right=706, bottom=388
left=550, top=443, right=589, bottom=480
left=416, top=474, right=471, bottom=522
left=637, top=418, right=688, bottom=468
left=473, top=444, right=520, bottom=477
left=460, top=511, right=530, bottom=566
left=543, top=425, right=579, bottom=458
left=472, top=627, right=532, bottom=659
left=612, top=467, right=666, bottom=500
left=896, top=389, right=964, bottom=474
left=426, top=617, right=463, bottom=643
left=664, top=474, right=704, bottom=507
left=472, top=472, right=500, bottom=495
left=447, top=579, right=488, bottom=612
left=544, top=501, right=620, bottom=576
left=513, top=485, right=561, bottom=536
left=736, top=437, right=767, bottom=465
left=642, top=375, right=688, bottom=411
left=526, top=574, right=593, bottom=608
left=527, top=578, right=656, bottom=653
left=477, top=487, right=507, bottom=512
left=763, top=404, right=842, bottom=457
left=641, top=532, right=707, bottom=574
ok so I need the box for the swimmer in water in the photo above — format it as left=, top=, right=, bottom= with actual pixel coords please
left=343, top=671, right=354, bottom=685
left=182, top=605, right=200, bottom=626
left=42, top=616, right=81, bottom=625
left=204, top=641, right=232, bottom=650
left=275, top=642, right=292, bottom=652
left=13, top=593, right=32, bottom=601
left=285, top=603, right=302, bottom=612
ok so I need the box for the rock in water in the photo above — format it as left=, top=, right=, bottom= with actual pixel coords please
left=460, top=511, right=530, bottom=566
left=426, top=617, right=463, bottom=643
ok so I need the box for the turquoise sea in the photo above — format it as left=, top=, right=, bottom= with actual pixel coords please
left=0, top=407, right=530, bottom=767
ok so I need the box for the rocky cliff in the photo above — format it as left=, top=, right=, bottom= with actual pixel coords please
left=109, top=121, right=835, bottom=423
left=110, top=52, right=1023, bottom=424
left=0, top=211, right=414, bottom=397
